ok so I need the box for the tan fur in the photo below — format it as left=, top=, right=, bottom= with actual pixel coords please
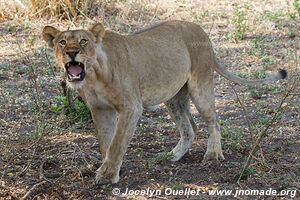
left=42, top=20, right=286, bottom=184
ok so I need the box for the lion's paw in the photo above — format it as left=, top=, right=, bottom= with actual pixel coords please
left=170, top=139, right=193, bottom=162
left=202, top=149, right=225, bottom=163
left=170, top=150, right=186, bottom=161
left=95, top=161, right=120, bottom=185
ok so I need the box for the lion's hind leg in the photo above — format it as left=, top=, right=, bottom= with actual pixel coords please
left=165, top=84, right=195, bottom=161
left=188, top=77, right=225, bottom=162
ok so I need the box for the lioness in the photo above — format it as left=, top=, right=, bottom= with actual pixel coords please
left=42, top=20, right=287, bottom=184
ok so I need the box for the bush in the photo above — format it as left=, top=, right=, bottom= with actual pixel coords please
left=51, top=95, right=91, bottom=122
left=30, top=0, right=95, bottom=19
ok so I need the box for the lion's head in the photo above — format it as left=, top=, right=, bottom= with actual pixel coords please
left=42, top=23, right=105, bottom=87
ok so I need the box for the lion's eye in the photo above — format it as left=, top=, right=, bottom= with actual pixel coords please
left=59, top=40, right=66, bottom=46
left=80, top=39, right=87, bottom=45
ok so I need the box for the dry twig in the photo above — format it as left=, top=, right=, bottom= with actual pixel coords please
left=16, top=39, right=41, bottom=111
left=21, top=180, right=47, bottom=200
left=237, top=77, right=298, bottom=183
left=231, top=85, right=255, bottom=141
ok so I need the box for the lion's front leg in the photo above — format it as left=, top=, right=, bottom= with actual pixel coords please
left=91, top=108, right=117, bottom=157
left=95, top=106, right=143, bottom=184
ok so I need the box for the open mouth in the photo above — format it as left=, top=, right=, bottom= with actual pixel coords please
left=65, top=61, right=85, bottom=82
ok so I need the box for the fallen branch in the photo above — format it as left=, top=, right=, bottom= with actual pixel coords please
left=231, top=85, right=256, bottom=142
left=237, top=77, right=298, bottom=183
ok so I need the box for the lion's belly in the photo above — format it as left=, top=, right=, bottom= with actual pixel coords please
left=141, top=84, right=186, bottom=106
left=139, top=65, right=190, bottom=106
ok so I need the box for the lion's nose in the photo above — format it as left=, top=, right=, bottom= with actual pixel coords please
left=66, top=50, right=80, bottom=60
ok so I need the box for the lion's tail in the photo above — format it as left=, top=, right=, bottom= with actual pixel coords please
left=213, top=57, right=287, bottom=86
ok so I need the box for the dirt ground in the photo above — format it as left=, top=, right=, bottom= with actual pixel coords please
left=0, top=0, right=299, bottom=199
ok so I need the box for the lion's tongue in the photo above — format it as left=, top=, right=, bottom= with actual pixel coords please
left=68, top=65, right=82, bottom=77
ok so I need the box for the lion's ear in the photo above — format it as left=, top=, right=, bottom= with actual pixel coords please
left=88, top=23, right=105, bottom=43
left=42, top=26, right=60, bottom=48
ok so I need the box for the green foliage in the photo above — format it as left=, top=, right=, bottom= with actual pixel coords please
left=262, top=10, right=285, bottom=21
left=287, top=12, right=297, bottom=21
left=267, top=85, right=286, bottom=94
left=5, top=23, right=17, bottom=32
left=287, top=27, right=296, bottom=38
left=293, top=0, right=300, bottom=15
left=51, top=95, right=91, bottom=121
left=50, top=95, right=67, bottom=113
left=253, top=111, right=283, bottom=134
left=237, top=71, right=249, bottom=79
left=42, top=68, right=54, bottom=76
left=250, top=37, right=272, bottom=63
left=249, top=89, right=263, bottom=99
left=285, top=0, right=300, bottom=21
left=153, top=151, right=174, bottom=163
left=250, top=36, right=266, bottom=56
left=222, top=127, right=244, bottom=150
left=238, top=167, right=257, bottom=180
left=146, top=150, right=174, bottom=169
left=254, top=69, right=266, bottom=79
left=172, top=182, right=184, bottom=190
left=28, top=36, right=36, bottom=46
left=257, top=113, right=268, bottom=126
left=30, top=123, right=46, bottom=140
left=229, top=4, right=248, bottom=41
